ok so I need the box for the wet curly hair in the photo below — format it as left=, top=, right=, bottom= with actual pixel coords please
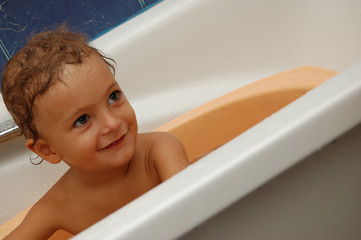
left=1, top=26, right=115, bottom=146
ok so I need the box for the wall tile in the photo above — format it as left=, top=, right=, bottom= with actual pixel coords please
left=144, top=0, right=162, bottom=6
left=0, top=0, right=161, bottom=90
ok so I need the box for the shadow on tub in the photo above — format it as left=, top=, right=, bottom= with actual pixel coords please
left=0, top=66, right=337, bottom=239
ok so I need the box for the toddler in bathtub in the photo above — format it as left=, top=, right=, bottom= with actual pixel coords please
left=1, top=27, right=189, bottom=239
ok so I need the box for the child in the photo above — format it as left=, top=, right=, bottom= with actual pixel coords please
left=1, top=27, right=189, bottom=239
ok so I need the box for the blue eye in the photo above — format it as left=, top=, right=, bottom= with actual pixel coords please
left=108, top=90, right=121, bottom=104
left=74, top=114, right=90, bottom=127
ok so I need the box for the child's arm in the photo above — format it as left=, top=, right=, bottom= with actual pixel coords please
left=5, top=201, right=58, bottom=240
left=150, top=132, right=190, bottom=182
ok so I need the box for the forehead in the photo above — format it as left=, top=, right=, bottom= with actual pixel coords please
left=33, top=55, right=116, bottom=128
left=41, top=54, right=113, bottom=98
left=61, top=54, right=109, bottom=82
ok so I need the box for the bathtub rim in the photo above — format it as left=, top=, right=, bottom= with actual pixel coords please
left=72, top=58, right=361, bottom=240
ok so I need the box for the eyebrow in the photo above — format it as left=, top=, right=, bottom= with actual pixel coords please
left=64, top=82, right=119, bottom=125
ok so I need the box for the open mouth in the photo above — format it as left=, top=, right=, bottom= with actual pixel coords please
left=101, top=135, right=125, bottom=151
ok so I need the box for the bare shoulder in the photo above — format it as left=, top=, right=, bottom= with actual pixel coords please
left=141, top=132, right=184, bottom=155
left=4, top=172, right=72, bottom=240
left=141, top=131, right=181, bottom=144
left=141, top=132, right=190, bottom=181
left=5, top=193, right=61, bottom=240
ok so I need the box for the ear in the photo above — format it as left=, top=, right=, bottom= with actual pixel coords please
left=26, top=138, right=62, bottom=164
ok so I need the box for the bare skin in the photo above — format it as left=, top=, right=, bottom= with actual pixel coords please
left=5, top=54, right=189, bottom=239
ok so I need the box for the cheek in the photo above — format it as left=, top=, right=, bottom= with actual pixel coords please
left=54, top=131, right=98, bottom=158
left=127, top=107, right=138, bottom=129
left=75, top=131, right=99, bottom=152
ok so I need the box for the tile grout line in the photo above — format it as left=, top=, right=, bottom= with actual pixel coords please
left=0, top=38, right=11, bottom=60
left=138, top=0, right=146, bottom=8
left=0, top=0, right=8, bottom=11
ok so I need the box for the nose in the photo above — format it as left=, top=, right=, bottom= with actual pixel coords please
left=99, top=109, right=120, bottom=136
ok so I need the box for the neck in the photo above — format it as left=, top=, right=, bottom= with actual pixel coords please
left=67, top=160, right=132, bottom=188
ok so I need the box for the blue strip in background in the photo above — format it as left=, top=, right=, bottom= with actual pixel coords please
left=0, top=0, right=161, bottom=91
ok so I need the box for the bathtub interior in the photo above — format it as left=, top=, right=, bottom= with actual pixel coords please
left=0, top=65, right=337, bottom=239
left=0, top=0, right=361, bottom=239
left=0, top=64, right=334, bottom=240
left=155, top=66, right=337, bottom=162
left=73, top=58, right=361, bottom=240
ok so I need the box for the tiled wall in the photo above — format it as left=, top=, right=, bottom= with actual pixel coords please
left=0, top=0, right=161, bottom=90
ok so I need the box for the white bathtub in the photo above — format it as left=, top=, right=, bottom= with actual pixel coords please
left=1, top=0, right=361, bottom=239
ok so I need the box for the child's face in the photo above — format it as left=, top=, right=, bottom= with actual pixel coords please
left=33, top=54, right=138, bottom=171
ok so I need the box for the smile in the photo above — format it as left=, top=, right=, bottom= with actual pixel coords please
left=101, top=135, right=126, bottom=151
